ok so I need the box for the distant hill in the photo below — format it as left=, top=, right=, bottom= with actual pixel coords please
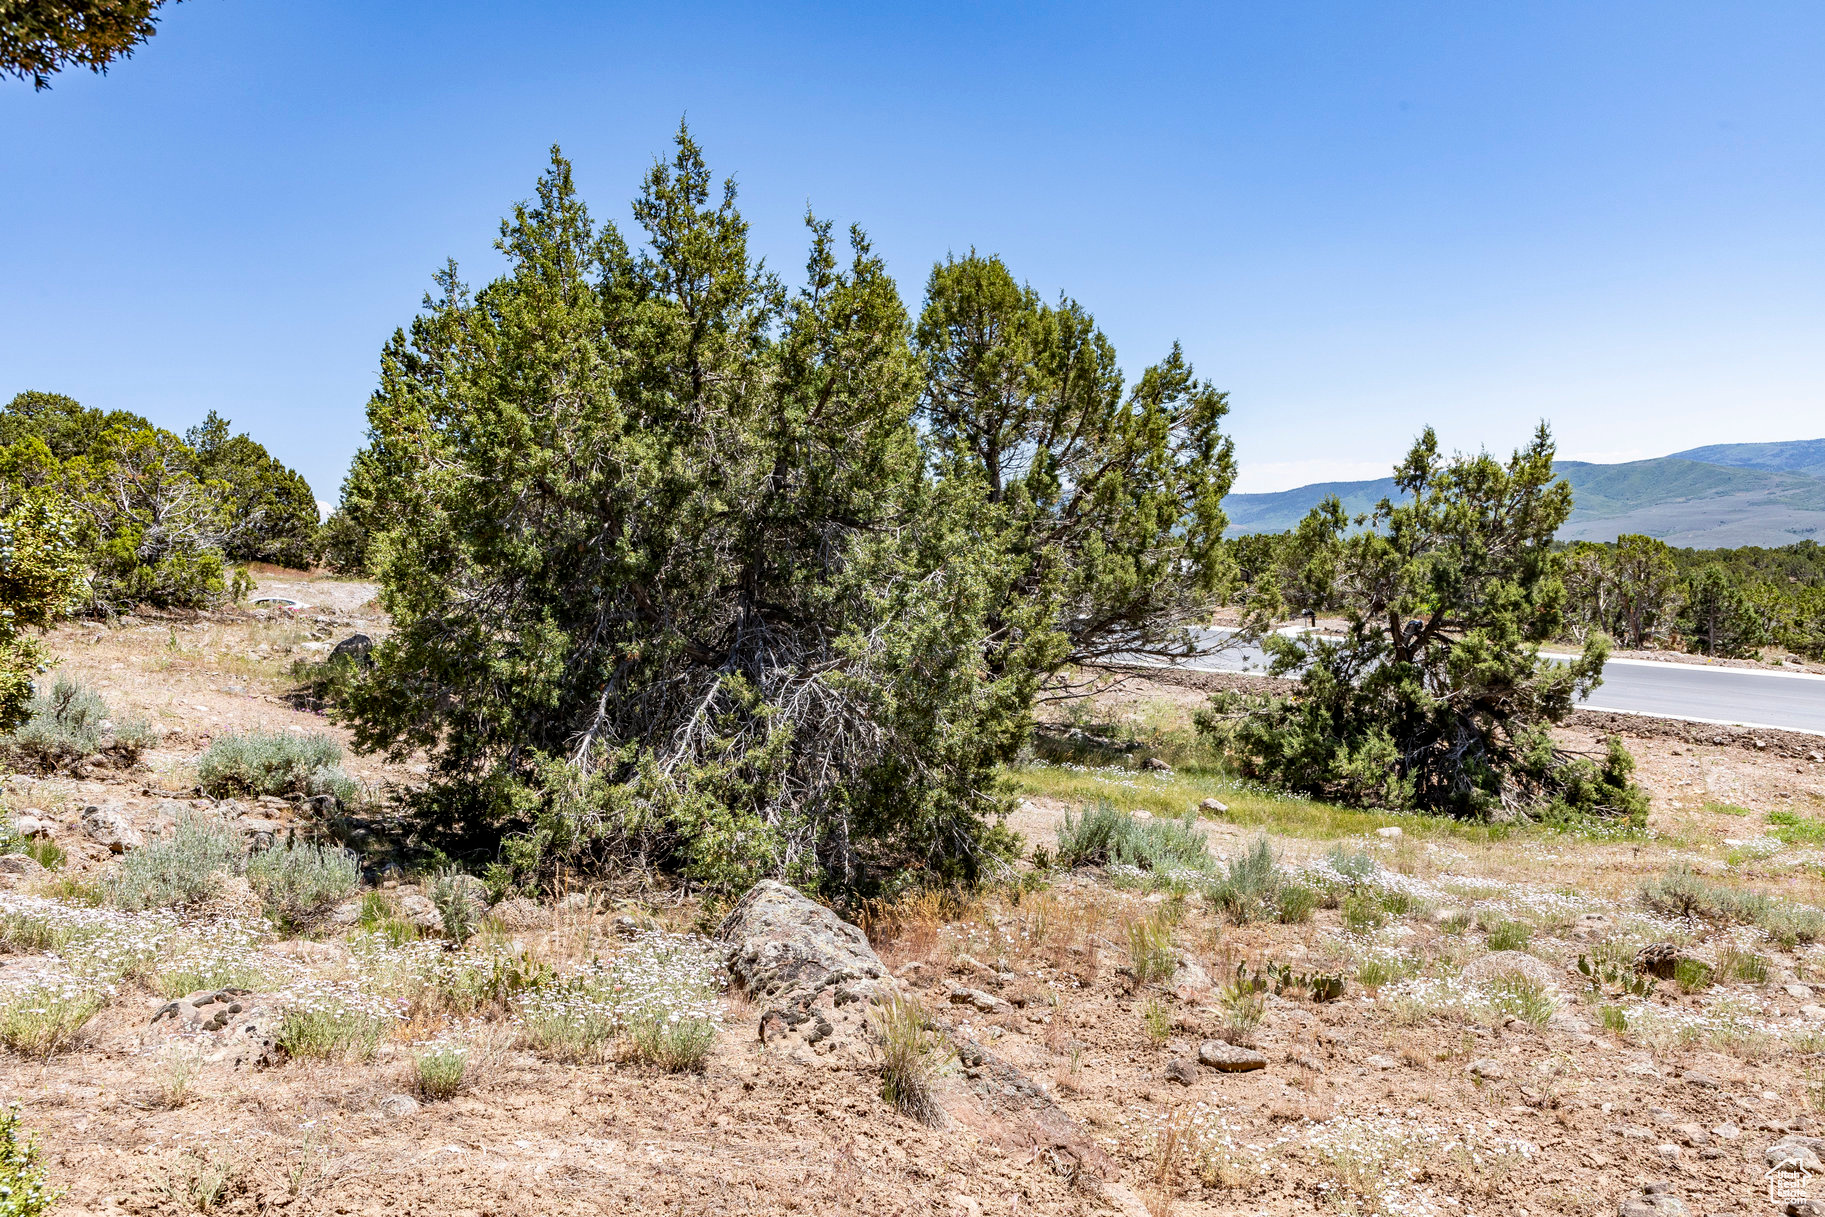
left=1226, top=441, right=1825, bottom=548
left=1669, top=438, right=1825, bottom=480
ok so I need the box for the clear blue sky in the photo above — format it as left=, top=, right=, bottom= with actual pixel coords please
left=3, top=2, right=1821, bottom=503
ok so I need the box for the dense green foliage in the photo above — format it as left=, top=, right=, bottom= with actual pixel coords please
left=1201, top=426, right=1647, bottom=823
left=0, top=1103, right=57, bottom=1216
left=0, top=490, right=80, bottom=730
left=0, top=392, right=318, bottom=611
left=913, top=254, right=1235, bottom=667
left=342, top=131, right=1185, bottom=893
left=1, top=0, right=178, bottom=90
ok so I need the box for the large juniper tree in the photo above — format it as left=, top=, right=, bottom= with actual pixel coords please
left=337, top=132, right=1063, bottom=893
left=1200, top=425, right=1645, bottom=822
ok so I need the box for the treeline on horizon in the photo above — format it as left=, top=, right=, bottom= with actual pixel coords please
left=1231, top=526, right=1825, bottom=661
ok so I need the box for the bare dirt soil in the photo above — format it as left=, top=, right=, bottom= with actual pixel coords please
left=6, top=581, right=1825, bottom=1217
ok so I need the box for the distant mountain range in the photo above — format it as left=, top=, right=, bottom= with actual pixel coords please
left=1227, top=437, right=1825, bottom=549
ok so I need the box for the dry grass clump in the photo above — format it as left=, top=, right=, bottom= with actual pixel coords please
left=872, top=992, right=952, bottom=1126
left=411, top=1040, right=470, bottom=1099
left=1125, top=911, right=1176, bottom=987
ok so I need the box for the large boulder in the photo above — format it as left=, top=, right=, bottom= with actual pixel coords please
left=148, top=988, right=283, bottom=1067
left=717, top=879, right=889, bottom=1010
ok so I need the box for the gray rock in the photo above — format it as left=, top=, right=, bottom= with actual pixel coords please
left=393, top=890, right=444, bottom=934
left=148, top=988, right=282, bottom=1066
left=80, top=804, right=142, bottom=853
left=328, top=898, right=364, bottom=926
left=1618, top=1188, right=1689, bottom=1217
left=1197, top=798, right=1228, bottom=814
left=330, top=633, right=374, bottom=664
left=11, top=812, right=50, bottom=838
left=1164, top=1059, right=1198, bottom=1086
left=1467, top=1057, right=1507, bottom=1081
left=376, top=1093, right=420, bottom=1118
left=1787, top=984, right=1816, bottom=1000
left=717, top=880, right=888, bottom=1009
left=1682, top=1070, right=1720, bottom=1088
left=1767, top=1136, right=1825, bottom=1171
left=1366, top=1053, right=1398, bottom=1070
left=1197, top=1041, right=1266, bottom=1072
left=948, top=986, right=1010, bottom=1014
left=0, top=853, right=44, bottom=876
left=1169, top=957, right=1211, bottom=993
left=489, top=896, right=549, bottom=930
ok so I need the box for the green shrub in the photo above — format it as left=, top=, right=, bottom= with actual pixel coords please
left=1598, top=1003, right=1628, bottom=1034
left=1673, top=957, right=1714, bottom=993
left=1055, top=801, right=1212, bottom=874
left=106, top=814, right=242, bottom=911
left=1206, top=836, right=1282, bottom=924
left=5, top=678, right=155, bottom=772
left=1142, top=996, right=1172, bottom=1044
left=1342, top=892, right=1385, bottom=933
left=1485, top=920, right=1532, bottom=952
left=0, top=975, right=108, bottom=1058
left=1639, top=865, right=1823, bottom=944
left=411, top=1042, right=469, bottom=1100
left=276, top=992, right=395, bottom=1062
left=872, top=994, right=951, bottom=1126
left=247, top=841, right=361, bottom=927
left=429, top=868, right=484, bottom=945
left=197, top=731, right=343, bottom=799
left=1274, top=882, right=1318, bottom=924
left=0, top=1104, right=58, bottom=1216
left=625, top=1013, right=716, bottom=1072
left=1125, top=913, right=1176, bottom=986
left=1485, top=973, right=1557, bottom=1026
left=355, top=891, right=418, bottom=945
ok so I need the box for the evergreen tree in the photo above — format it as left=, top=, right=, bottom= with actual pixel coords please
left=184, top=411, right=320, bottom=569
left=1679, top=565, right=1766, bottom=658
left=0, top=490, right=80, bottom=729
left=1609, top=533, right=1680, bottom=649
left=337, top=133, right=1062, bottom=893
left=2, top=0, right=180, bottom=89
left=1200, top=425, right=1645, bottom=823
left=914, top=253, right=1235, bottom=670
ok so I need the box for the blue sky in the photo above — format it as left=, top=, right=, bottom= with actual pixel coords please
left=3, top=2, right=1820, bottom=503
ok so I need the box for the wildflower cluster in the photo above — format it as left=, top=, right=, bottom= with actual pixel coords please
left=514, top=930, right=724, bottom=1065
left=275, top=976, right=405, bottom=1060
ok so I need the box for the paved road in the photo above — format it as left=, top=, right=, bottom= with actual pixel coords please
left=1163, top=629, right=1825, bottom=736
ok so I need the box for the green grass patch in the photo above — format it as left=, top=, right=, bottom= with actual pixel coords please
left=1770, top=810, right=1825, bottom=844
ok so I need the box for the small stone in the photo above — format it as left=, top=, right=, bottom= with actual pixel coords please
left=1197, top=798, right=1229, bottom=814
left=1375, top=826, right=1403, bottom=839
left=377, top=1093, right=420, bottom=1118
left=1144, top=757, right=1172, bottom=773
left=0, top=853, right=45, bottom=876
left=1197, top=1041, right=1266, bottom=1072
left=948, top=986, right=1009, bottom=1014
left=1787, top=984, right=1815, bottom=1000
left=1673, top=1122, right=1709, bottom=1146
left=1366, top=1053, right=1398, bottom=1070
left=1801, top=1004, right=1825, bottom=1021
left=1682, top=1070, right=1720, bottom=1088
left=1467, top=1057, right=1507, bottom=1081
left=1712, top=1122, right=1740, bottom=1140
left=1164, top=1059, right=1198, bottom=1086
left=80, top=804, right=142, bottom=853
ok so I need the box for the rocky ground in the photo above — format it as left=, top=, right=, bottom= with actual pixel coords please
left=4, top=580, right=1825, bottom=1216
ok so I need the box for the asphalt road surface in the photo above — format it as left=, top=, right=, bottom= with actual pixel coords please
left=1165, top=629, right=1825, bottom=736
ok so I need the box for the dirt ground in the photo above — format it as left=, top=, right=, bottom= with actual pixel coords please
left=8, top=581, right=1825, bottom=1216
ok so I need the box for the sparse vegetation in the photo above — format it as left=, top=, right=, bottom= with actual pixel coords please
left=4, top=677, right=154, bottom=771
left=106, top=813, right=241, bottom=911
left=411, top=1041, right=469, bottom=1100
left=197, top=730, right=345, bottom=800
left=1051, top=801, right=1213, bottom=877
left=872, top=993, right=951, bottom=1127
left=246, top=840, right=361, bottom=928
